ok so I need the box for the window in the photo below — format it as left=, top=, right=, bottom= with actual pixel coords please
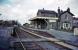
left=63, top=23, right=69, bottom=28
left=65, top=15, right=68, bottom=20
left=66, top=23, right=68, bottom=27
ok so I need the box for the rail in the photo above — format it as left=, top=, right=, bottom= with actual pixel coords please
left=15, top=29, right=26, bottom=50
left=14, top=27, right=45, bottom=50
left=20, top=27, right=78, bottom=50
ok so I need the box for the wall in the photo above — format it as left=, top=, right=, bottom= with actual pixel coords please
left=60, top=12, right=73, bottom=30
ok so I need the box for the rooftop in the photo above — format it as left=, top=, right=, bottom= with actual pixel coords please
left=37, top=9, right=58, bottom=17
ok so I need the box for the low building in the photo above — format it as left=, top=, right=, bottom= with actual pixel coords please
left=23, top=23, right=30, bottom=28
left=73, top=17, right=78, bottom=28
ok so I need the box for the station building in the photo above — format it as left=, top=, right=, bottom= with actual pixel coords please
left=30, top=8, right=78, bottom=31
left=30, top=8, right=58, bottom=29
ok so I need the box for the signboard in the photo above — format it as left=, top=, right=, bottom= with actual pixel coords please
left=49, top=20, right=56, bottom=22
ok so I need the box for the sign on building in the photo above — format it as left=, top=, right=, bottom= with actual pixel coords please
left=49, top=20, right=56, bottom=22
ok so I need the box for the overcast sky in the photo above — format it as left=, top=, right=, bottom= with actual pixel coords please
left=0, top=0, right=78, bottom=24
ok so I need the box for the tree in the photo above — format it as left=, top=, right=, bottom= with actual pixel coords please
left=23, top=23, right=29, bottom=27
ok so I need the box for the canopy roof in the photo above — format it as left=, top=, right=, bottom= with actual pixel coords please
left=30, top=16, right=58, bottom=21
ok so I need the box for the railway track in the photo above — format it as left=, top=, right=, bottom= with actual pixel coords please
left=10, top=26, right=78, bottom=50
left=11, top=27, right=45, bottom=50
left=20, top=27, right=78, bottom=50
left=22, top=27, right=55, bottom=38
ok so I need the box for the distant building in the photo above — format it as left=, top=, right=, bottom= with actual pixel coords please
left=73, top=17, right=78, bottom=28
left=30, top=7, right=78, bottom=31
left=23, top=23, right=29, bottom=28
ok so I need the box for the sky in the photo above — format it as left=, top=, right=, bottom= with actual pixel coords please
left=0, top=0, right=78, bottom=24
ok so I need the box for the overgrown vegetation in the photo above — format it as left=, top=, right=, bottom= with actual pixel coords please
left=0, top=20, right=21, bottom=27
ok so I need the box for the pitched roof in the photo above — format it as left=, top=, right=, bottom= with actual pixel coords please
left=60, top=11, right=74, bottom=16
left=37, top=9, right=58, bottom=16
left=38, top=9, right=57, bottom=14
